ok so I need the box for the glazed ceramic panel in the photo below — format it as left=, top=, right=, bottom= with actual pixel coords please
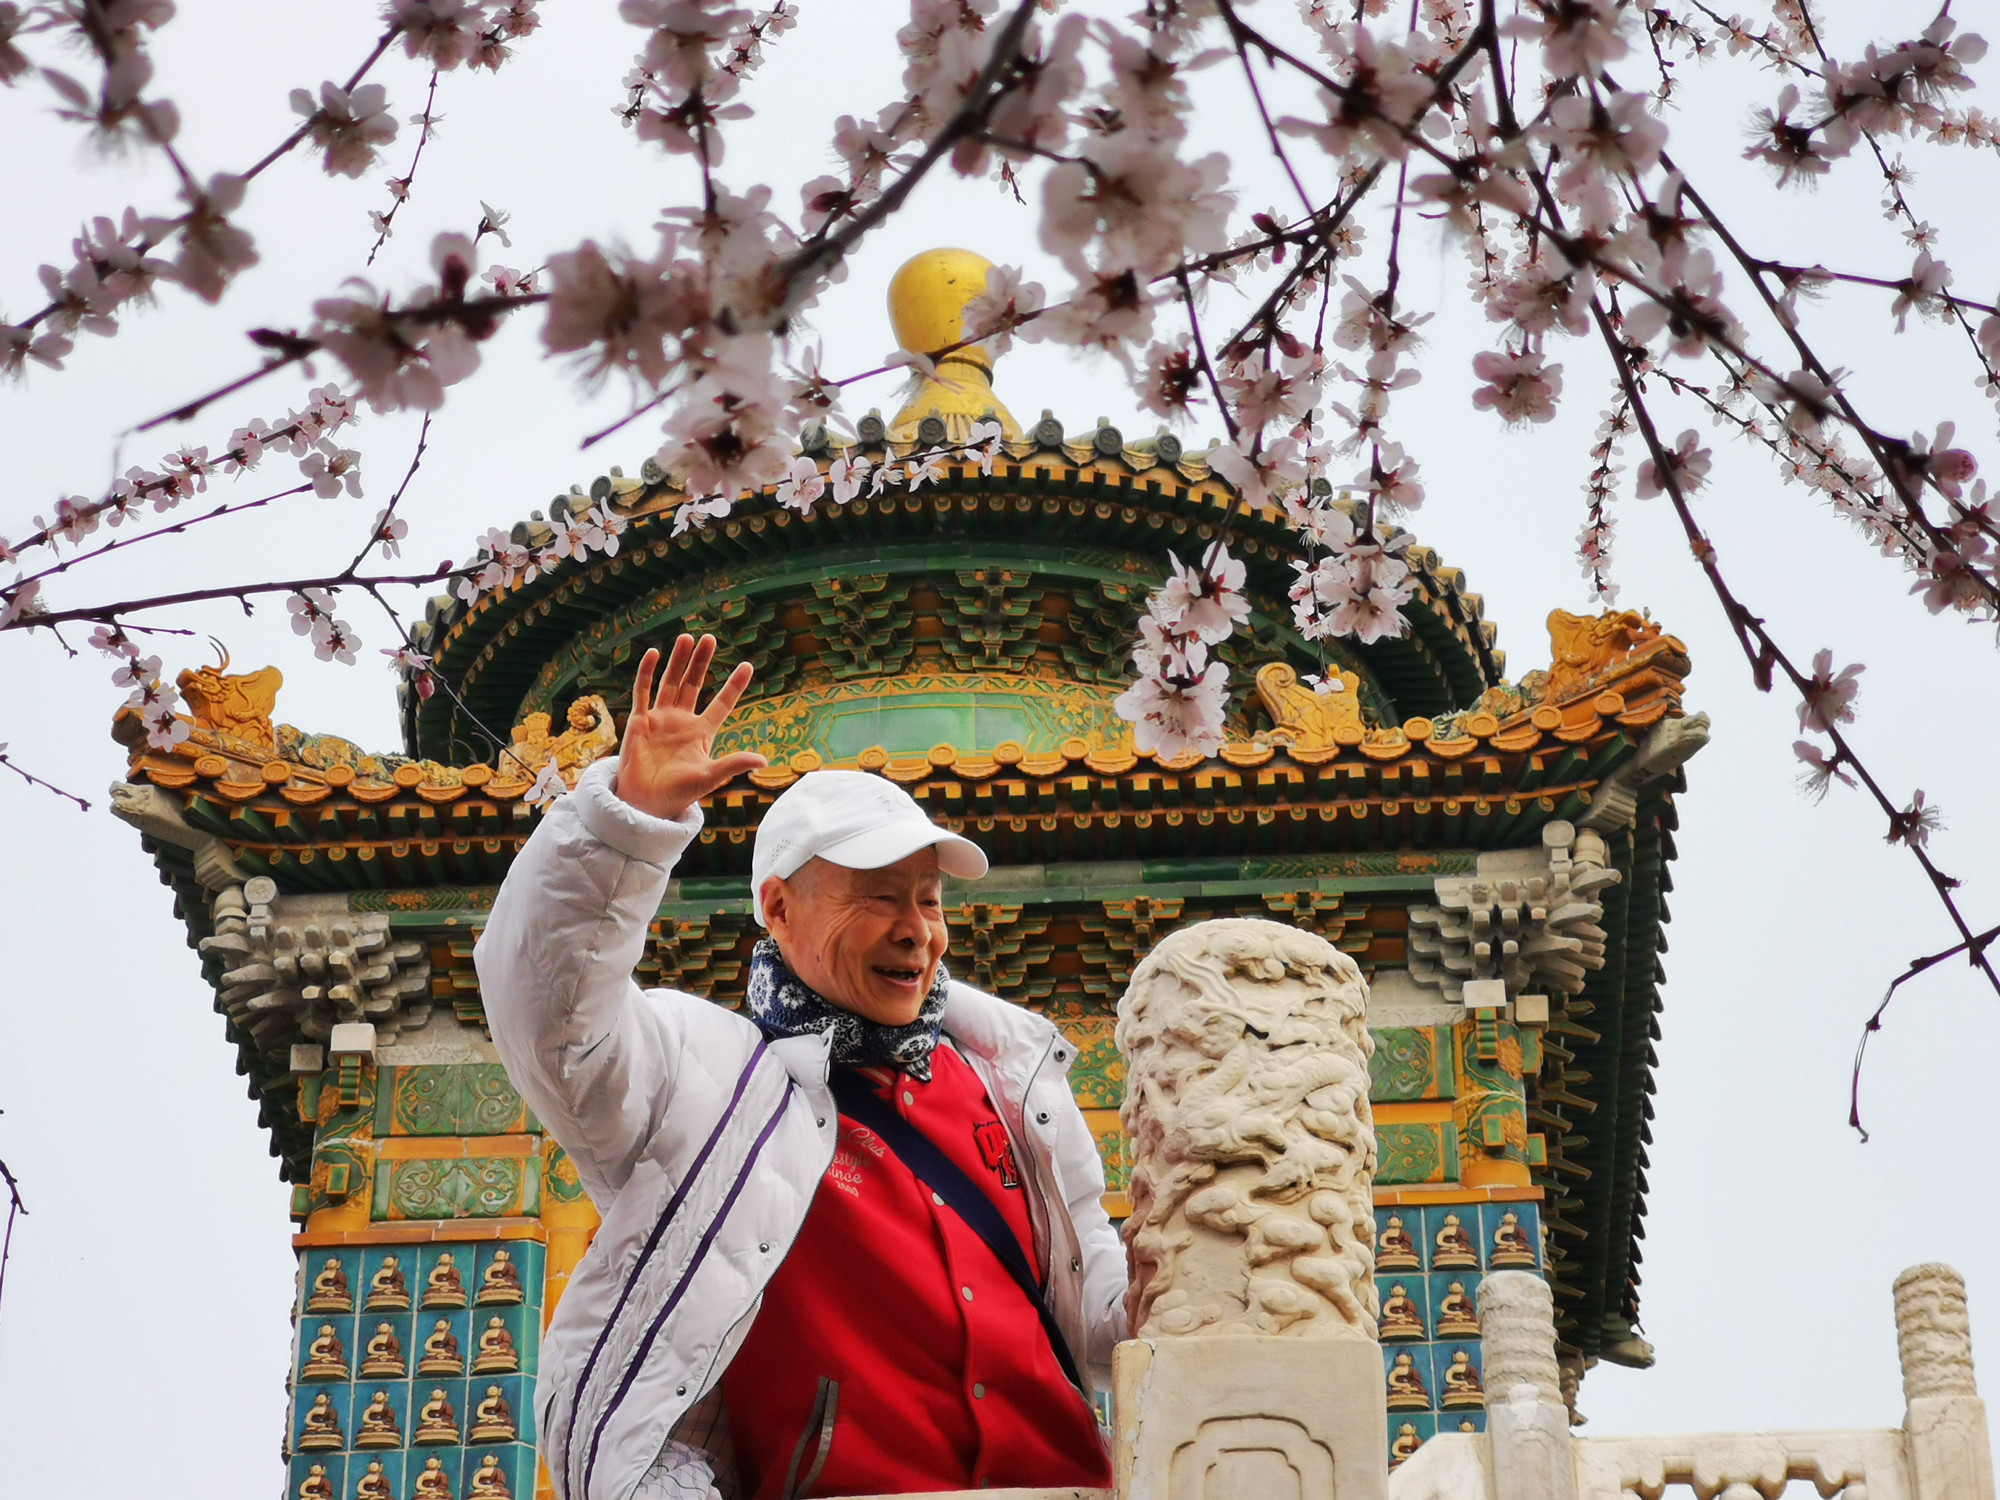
left=1375, top=1273, right=1430, bottom=1341
left=351, top=1381, right=413, bottom=1452
left=288, top=1452, right=345, bottom=1499
left=1421, top=1205, right=1482, bottom=1270
left=1373, top=1208, right=1425, bottom=1272
left=1429, top=1270, right=1484, bottom=1340
left=1482, top=1202, right=1541, bottom=1270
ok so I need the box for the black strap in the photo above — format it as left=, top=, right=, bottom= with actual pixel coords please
left=826, top=1068, right=1086, bottom=1395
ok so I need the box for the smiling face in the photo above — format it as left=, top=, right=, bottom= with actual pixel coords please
left=763, top=848, right=949, bottom=1026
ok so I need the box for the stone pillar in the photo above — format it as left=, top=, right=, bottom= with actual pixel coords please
left=1896, top=1263, right=1996, bottom=1500
left=1478, top=1271, right=1578, bottom=1500
left=1112, top=918, right=1386, bottom=1500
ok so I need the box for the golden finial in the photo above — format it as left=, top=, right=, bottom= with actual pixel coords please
left=885, top=247, right=1021, bottom=444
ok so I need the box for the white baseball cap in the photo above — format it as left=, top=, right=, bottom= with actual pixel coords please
left=751, top=769, right=989, bottom=925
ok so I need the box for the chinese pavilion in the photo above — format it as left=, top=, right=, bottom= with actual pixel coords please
left=112, top=248, right=1706, bottom=1499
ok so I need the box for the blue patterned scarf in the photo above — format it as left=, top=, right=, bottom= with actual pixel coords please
left=745, top=937, right=950, bottom=1081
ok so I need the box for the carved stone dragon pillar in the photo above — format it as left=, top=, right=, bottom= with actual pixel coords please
left=1112, top=917, right=1387, bottom=1500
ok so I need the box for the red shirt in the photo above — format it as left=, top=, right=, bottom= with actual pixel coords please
left=721, top=1044, right=1111, bottom=1497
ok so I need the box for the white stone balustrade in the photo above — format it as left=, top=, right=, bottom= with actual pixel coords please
left=840, top=921, right=1991, bottom=1500
left=1391, top=1264, right=1992, bottom=1500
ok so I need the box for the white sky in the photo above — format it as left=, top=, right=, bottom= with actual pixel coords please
left=4, top=2, right=2000, bottom=1494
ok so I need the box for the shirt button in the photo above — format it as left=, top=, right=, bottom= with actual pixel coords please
left=902, top=1091, right=915, bottom=1107
left=816, top=1117, right=826, bottom=1128
left=932, top=1192, right=945, bottom=1207
left=961, top=1286, right=974, bottom=1302
left=759, top=1242, right=771, bottom=1253
left=973, top=1383, right=986, bottom=1399
left=1071, top=1257, right=1082, bottom=1271
left=1036, top=1111, right=1049, bottom=1123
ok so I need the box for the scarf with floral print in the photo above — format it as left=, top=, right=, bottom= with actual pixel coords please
left=744, top=936, right=950, bottom=1081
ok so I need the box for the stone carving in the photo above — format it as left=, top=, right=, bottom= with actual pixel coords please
left=176, top=645, right=283, bottom=749
left=198, top=884, right=432, bottom=1054
left=1406, top=821, right=1621, bottom=1006
left=1896, top=1264, right=1978, bottom=1402
left=1580, top=713, right=1710, bottom=833
left=108, top=782, right=248, bottom=891
left=1252, top=661, right=1365, bottom=749
left=1118, top=918, right=1377, bottom=1339
left=506, top=693, right=619, bottom=788
left=1478, top=1272, right=1564, bottom=1408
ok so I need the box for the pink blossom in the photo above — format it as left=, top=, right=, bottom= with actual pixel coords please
left=1209, top=436, right=1308, bottom=508
left=1152, top=545, right=1250, bottom=645
left=1113, top=660, right=1230, bottom=759
left=301, top=444, right=364, bottom=499
left=1744, top=85, right=1841, bottom=185
left=1635, top=429, right=1713, bottom=499
left=961, top=265, right=1046, bottom=358
left=828, top=454, right=869, bottom=504
left=1503, top=0, right=1630, bottom=79
left=774, top=456, right=826, bottom=513
left=542, top=241, right=701, bottom=389
left=140, top=698, right=191, bottom=752
left=524, top=759, right=569, bottom=808
left=1890, top=250, right=1952, bottom=330
left=112, top=653, right=162, bottom=691
left=1792, top=740, right=1855, bottom=801
left=1471, top=349, right=1563, bottom=425
left=1797, top=648, right=1863, bottom=733
left=292, top=81, right=399, bottom=179
left=159, top=174, right=257, bottom=304
left=1887, top=789, right=1943, bottom=849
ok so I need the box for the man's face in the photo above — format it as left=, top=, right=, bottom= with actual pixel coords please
left=762, top=848, right=949, bottom=1025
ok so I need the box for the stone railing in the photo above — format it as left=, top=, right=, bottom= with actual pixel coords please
left=1392, top=1264, right=1994, bottom=1500
left=839, top=918, right=1992, bottom=1500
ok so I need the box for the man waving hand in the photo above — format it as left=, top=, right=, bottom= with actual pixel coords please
left=477, top=635, right=1124, bottom=1499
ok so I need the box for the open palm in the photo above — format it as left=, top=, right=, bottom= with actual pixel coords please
left=614, top=634, right=768, bottom=820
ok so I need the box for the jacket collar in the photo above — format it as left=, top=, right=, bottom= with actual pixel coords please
left=941, top=981, right=1070, bottom=1080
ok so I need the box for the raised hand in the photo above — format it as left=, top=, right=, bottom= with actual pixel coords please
left=613, top=634, right=769, bottom=821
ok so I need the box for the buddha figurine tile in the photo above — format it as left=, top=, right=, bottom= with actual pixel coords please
left=413, top=1454, right=456, bottom=1498
left=353, top=1459, right=397, bottom=1500
left=1377, top=1214, right=1421, bottom=1271
left=1489, top=1210, right=1537, bottom=1268
left=422, top=1251, right=468, bottom=1309
left=1432, top=1212, right=1478, bottom=1269
left=470, top=1316, right=519, bottom=1375
left=359, top=1321, right=408, bottom=1379
left=300, top=1322, right=349, bottom=1381
left=417, top=1317, right=465, bottom=1375
left=1435, top=1280, right=1480, bottom=1337
left=354, top=1389, right=404, bottom=1450
left=1390, top=1422, right=1423, bottom=1468
left=1379, top=1282, right=1426, bottom=1340
left=467, top=1454, right=513, bottom=1499
left=296, top=1461, right=337, bottom=1500
left=1386, top=1350, right=1432, bottom=1411
left=468, top=1384, right=516, bottom=1443
left=296, top=1392, right=345, bottom=1452
left=1440, top=1348, right=1485, bottom=1410
left=475, top=1249, right=523, bottom=1305
left=365, top=1254, right=412, bottom=1311
left=414, top=1386, right=460, bottom=1445
left=305, top=1256, right=353, bottom=1314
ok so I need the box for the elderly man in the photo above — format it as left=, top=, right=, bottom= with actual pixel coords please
left=478, top=635, right=1124, bottom=1500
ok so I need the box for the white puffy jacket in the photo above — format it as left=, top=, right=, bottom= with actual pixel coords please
left=476, top=759, right=1128, bottom=1500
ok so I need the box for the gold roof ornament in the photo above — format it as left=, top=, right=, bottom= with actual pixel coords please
left=885, top=247, right=1022, bottom=444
